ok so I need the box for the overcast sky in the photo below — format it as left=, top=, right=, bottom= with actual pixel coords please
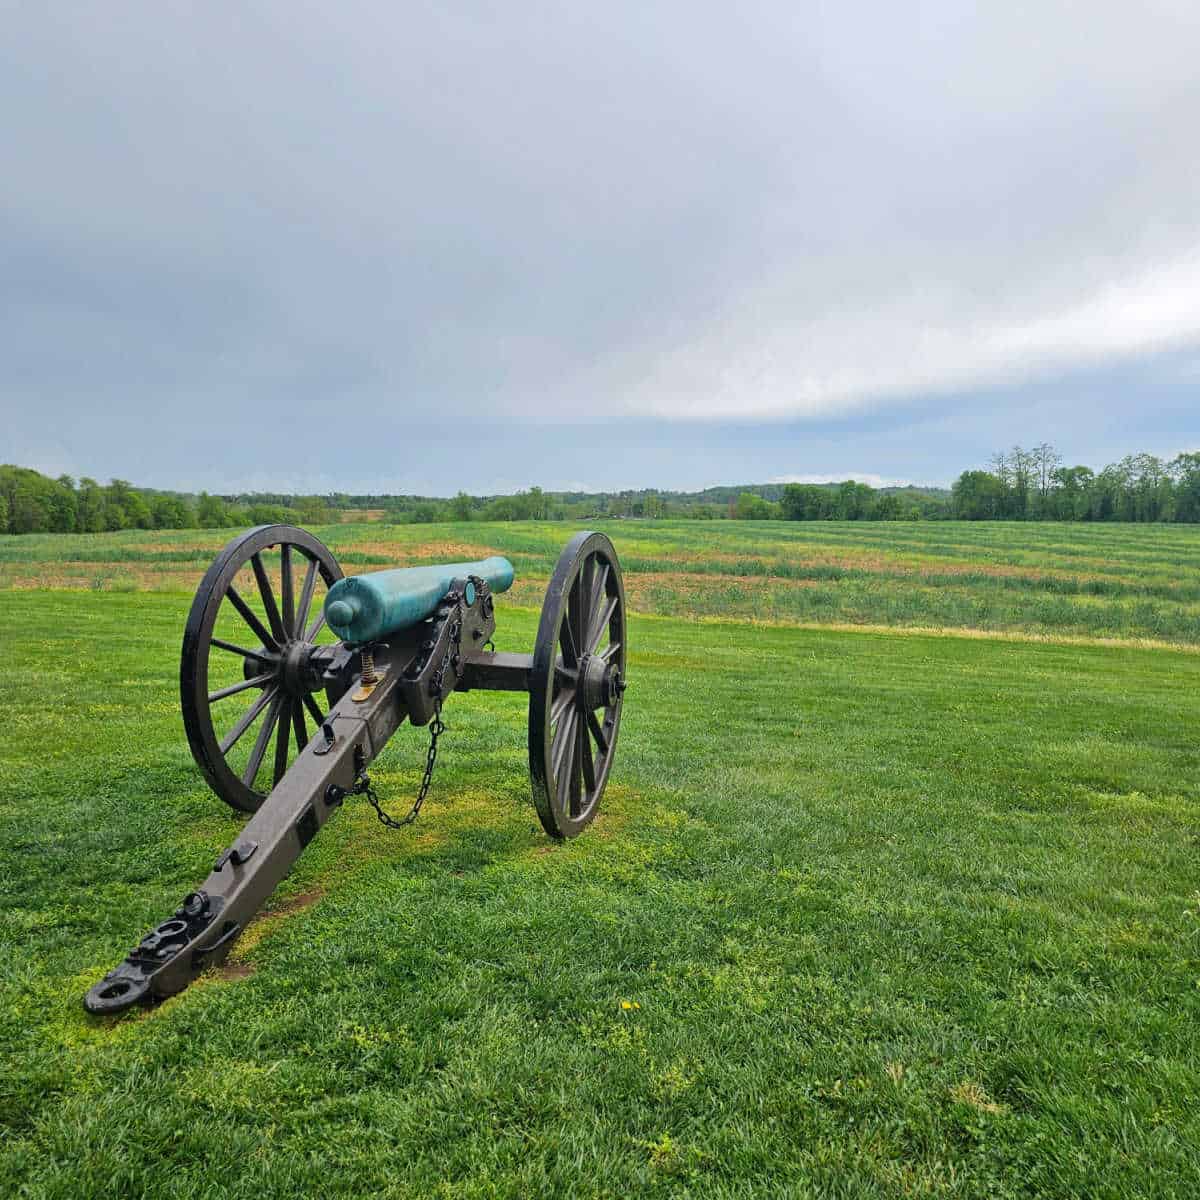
left=3, top=2, right=1198, bottom=494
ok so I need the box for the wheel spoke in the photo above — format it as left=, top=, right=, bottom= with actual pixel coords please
left=550, top=687, right=575, bottom=726
left=559, top=615, right=579, bottom=668
left=586, top=594, right=617, bottom=655
left=273, top=695, right=292, bottom=785
left=576, top=557, right=592, bottom=631
left=568, top=569, right=586, bottom=662
left=303, top=693, right=325, bottom=726
left=599, top=640, right=621, bottom=664
left=294, top=557, right=319, bottom=639
left=251, top=553, right=286, bottom=643
left=292, top=698, right=308, bottom=751
left=219, top=686, right=277, bottom=755
left=568, top=726, right=583, bottom=816
left=242, top=691, right=282, bottom=787
left=280, top=544, right=295, bottom=638
left=552, top=708, right=577, bottom=781
left=226, top=584, right=279, bottom=652
left=579, top=719, right=595, bottom=797
left=210, top=637, right=274, bottom=664
left=556, top=723, right=579, bottom=814
left=586, top=708, right=609, bottom=756
left=588, top=563, right=609, bottom=629
left=208, top=671, right=275, bottom=703
left=305, top=612, right=326, bottom=643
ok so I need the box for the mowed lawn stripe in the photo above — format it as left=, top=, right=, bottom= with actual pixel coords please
left=6, top=519, right=1200, bottom=646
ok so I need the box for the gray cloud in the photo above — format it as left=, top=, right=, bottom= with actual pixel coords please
left=2, top=2, right=1198, bottom=487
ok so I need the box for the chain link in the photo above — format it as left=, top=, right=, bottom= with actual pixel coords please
left=357, top=604, right=463, bottom=830
left=361, top=704, right=444, bottom=828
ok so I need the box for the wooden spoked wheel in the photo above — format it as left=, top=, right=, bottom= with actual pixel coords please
left=180, top=525, right=345, bottom=814
left=529, top=531, right=626, bottom=839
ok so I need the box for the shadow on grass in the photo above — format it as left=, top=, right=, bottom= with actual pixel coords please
left=79, top=779, right=645, bottom=1028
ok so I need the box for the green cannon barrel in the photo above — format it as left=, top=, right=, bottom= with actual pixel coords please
left=323, top=557, right=515, bottom=644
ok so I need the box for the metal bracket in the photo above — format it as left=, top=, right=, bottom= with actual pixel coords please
left=313, top=717, right=344, bottom=755
left=352, top=669, right=387, bottom=702
left=83, top=890, right=225, bottom=1015
left=191, top=920, right=242, bottom=970
left=213, top=840, right=258, bottom=872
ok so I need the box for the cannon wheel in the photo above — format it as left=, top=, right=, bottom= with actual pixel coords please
left=180, top=525, right=345, bottom=814
left=529, top=531, right=626, bottom=839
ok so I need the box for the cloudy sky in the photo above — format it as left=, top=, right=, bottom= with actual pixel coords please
left=3, top=2, right=1198, bottom=494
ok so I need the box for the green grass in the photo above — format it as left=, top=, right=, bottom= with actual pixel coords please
left=2, top=568, right=1199, bottom=1196
left=5, top=519, right=1200, bottom=644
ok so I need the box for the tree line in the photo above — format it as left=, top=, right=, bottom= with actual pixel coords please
left=949, top=446, right=1200, bottom=523
left=2, top=446, right=1198, bottom=533
left=0, top=466, right=337, bottom=534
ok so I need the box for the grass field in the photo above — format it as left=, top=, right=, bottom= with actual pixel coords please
left=1, top=521, right=1198, bottom=1197
left=4, top=519, right=1200, bottom=645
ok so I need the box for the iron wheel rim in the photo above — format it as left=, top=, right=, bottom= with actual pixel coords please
left=529, top=531, right=626, bottom=839
left=180, top=524, right=344, bottom=813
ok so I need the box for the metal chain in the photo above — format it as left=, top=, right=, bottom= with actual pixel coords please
left=362, top=705, right=445, bottom=828
left=359, top=607, right=462, bottom=830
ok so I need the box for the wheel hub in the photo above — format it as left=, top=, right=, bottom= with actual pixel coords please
left=281, top=639, right=316, bottom=695
left=239, top=640, right=315, bottom=696
left=578, top=652, right=623, bottom=710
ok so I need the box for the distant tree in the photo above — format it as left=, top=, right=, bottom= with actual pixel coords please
left=1129, top=453, right=1171, bottom=522
left=7, top=480, right=47, bottom=532
left=294, top=496, right=336, bottom=525
left=780, top=484, right=806, bottom=520
left=1007, top=446, right=1036, bottom=519
left=77, top=477, right=106, bottom=532
left=0, top=468, right=47, bottom=532
left=952, top=470, right=1007, bottom=520
left=450, top=491, right=474, bottom=522
left=1048, top=466, right=1094, bottom=521
left=407, top=501, right=443, bottom=523
left=105, top=480, right=152, bottom=529
left=1089, top=464, right=1124, bottom=521
left=248, top=503, right=290, bottom=525
left=49, top=475, right=79, bottom=532
left=834, top=480, right=874, bottom=520
left=986, top=451, right=1011, bottom=514
left=642, top=492, right=665, bottom=519
left=0, top=466, right=77, bottom=532
left=1170, top=452, right=1200, bottom=522
left=874, top=493, right=902, bottom=520
left=196, top=492, right=229, bottom=528
left=483, top=495, right=518, bottom=521
left=152, top=494, right=195, bottom=528
left=781, top=484, right=833, bottom=521
left=1031, top=443, right=1062, bottom=518
left=483, top=489, right=551, bottom=521
left=734, top=492, right=772, bottom=519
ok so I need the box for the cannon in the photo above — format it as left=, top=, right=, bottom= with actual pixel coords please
left=84, top=525, right=627, bottom=1014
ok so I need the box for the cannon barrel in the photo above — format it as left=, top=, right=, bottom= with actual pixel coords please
left=324, top=556, right=515, bottom=643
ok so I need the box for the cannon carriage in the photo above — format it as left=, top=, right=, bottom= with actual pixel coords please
left=85, top=526, right=627, bottom=1014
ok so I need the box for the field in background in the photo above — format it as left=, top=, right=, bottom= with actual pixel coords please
left=3, top=519, right=1200, bottom=645
left=2, top=521, right=1198, bottom=1196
